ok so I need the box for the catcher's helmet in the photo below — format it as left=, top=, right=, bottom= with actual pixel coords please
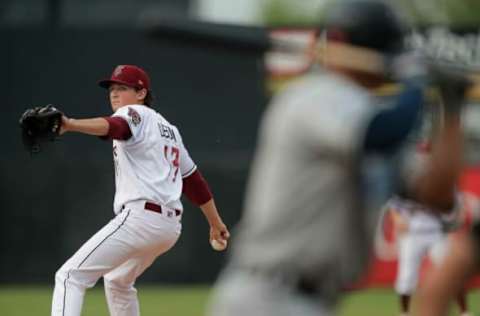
left=323, top=0, right=408, bottom=54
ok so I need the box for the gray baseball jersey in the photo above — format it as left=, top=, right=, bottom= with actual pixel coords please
left=229, top=71, right=402, bottom=302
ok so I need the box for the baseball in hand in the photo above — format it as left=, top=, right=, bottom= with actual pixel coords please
left=210, top=239, right=227, bottom=251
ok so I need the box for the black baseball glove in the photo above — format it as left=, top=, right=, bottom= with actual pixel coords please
left=19, top=104, right=63, bottom=153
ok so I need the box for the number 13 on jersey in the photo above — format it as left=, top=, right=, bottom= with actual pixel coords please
left=164, top=145, right=180, bottom=182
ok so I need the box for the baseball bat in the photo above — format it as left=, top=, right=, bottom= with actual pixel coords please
left=143, top=16, right=478, bottom=96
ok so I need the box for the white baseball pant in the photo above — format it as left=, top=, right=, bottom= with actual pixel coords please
left=395, top=231, right=444, bottom=294
left=51, top=201, right=181, bottom=316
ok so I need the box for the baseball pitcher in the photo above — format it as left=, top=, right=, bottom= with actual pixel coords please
left=41, top=65, right=230, bottom=316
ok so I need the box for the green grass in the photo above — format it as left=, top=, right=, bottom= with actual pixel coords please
left=0, top=285, right=479, bottom=315
left=338, top=289, right=480, bottom=316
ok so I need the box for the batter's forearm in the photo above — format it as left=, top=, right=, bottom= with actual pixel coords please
left=64, top=117, right=110, bottom=136
left=414, top=115, right=463, bottom=211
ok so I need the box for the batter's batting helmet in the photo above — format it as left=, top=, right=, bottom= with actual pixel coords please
left=323, top=0, right=408, bottom=54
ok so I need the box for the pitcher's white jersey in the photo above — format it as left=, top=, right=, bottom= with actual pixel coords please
left=111, top=105, right=196, bottom=213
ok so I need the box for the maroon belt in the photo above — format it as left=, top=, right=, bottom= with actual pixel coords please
left=144, top=202, right=181, bottom=217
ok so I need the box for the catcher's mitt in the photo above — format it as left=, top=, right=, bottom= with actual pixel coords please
left=19, top=104, right=63, bottom=153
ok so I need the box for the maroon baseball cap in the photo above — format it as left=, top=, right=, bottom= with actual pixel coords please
left=98, top=65, right=150, bottom=90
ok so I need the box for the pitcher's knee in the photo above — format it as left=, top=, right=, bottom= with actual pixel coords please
left=55, top=266, right=69, bottom=285
left=55, top=266, right=99, bottom=290
left=104, top=276, right=136, bottom=293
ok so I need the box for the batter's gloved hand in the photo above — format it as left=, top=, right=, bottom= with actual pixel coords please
left=428, top=64, right=473, bottom=114
left=19, top=104, right=63, bottom=153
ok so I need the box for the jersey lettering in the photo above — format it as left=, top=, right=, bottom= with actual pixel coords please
left=164, top=145, right=180, bottom=182
left=158, top=123, right=177, bottom=142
